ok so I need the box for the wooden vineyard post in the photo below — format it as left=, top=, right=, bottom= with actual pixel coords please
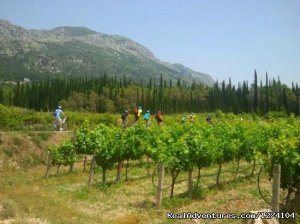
left=216, top=162, right=222, bottom=185
left=235, top=158, right=240, bottom=179
left=69, top=163, right=74, bottom=173
left=125, top=159, right=129, bottom=182
left=156, top=164, right=165, bottom=208
left=188, top=168, right=193, bottom=198
left=272, top=164, right=281, bottom=212
left=83, top=155, right=87, bottom=172
left=251, top=159, right=256, bottom=176
left=45, top=152, right=52, bottom=179
left=88, top=151, right=96, bottom=187
left=295, top=180, right=300, bottom=213
left=146, top=156, right=150, bottom=176
left=116, top=160, right=122, bottom=182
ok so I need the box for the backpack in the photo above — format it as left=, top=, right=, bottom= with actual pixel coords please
left=138, top=109, right=142, bottom=116
left=121, top=112, right=127, bottom=119
left=155, top=113, right=162, bottom=121
left=144, top=113, right=149, bottom=120
left=53, top=111, right=58, bottom=117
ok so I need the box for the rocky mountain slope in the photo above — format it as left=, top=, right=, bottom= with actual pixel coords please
left=0, top=20, right=214, bottom=85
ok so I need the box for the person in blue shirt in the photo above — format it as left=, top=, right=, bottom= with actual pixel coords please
left=144, top=110, right=151, bottom=128
left=53, top=106, right=66, bottom=131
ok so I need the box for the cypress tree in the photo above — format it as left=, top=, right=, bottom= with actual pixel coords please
left=0, top=87, right=4, bottom=104
left=8, top=92, right=12, bottom=106
left=253, top=70, right=258, bottom=113
left=296, top=84, right=299, bottom=115
left=149, top=78, right=152, bottom=90
left=282, top=87, right=288, bottom=113
left=236, top=84, right=242, bottom=113
left=159, top=74, right=163, bottom=110
left=13, top=82, right=21, bottom=106
left=259, top=80, right=263, bottom=113
left=177, top=78, right=181, bottom=87
left=136, top=87, right=140, bottom=106
left=221, top=80, right=226, bottom=111
left=265, top=72, right=269, bottom=113
left=242, top=81, right=249, bottom=113
left=141, top=86, right=145, bottom=108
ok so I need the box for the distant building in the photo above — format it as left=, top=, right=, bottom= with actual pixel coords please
left=4, top=81, right=17, bottom=85
left=24, top=78, right=30, bottom=83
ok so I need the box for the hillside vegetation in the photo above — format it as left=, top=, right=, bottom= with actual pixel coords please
left=0, top=20, right=214, bottom=85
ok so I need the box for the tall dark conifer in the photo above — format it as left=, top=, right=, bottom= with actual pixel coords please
left=296, top=84, right=299, bottom=115
left=159, top=74, right=163, bottom=110
left=0, top=87, right=4, bottom=104
left=259, top=80, right=263, bottom=113
left=177, top=78, right=181, bottom=87
left=265, top=72, right=269, bottom=113
left=253, top=70, right=258, bottom=112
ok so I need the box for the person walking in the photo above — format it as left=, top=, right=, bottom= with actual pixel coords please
left=206, top=114, right=212, bottom=124
left=144, top=110, right=151, bottom=128
left=138, top=106, right=142, bottom=118
left=155, top=111, right=163, bottom=125
left=53, top=106, right=66, bottom=131
left=133, top=106, right=142, bottom=123
left=121, top=109, right=129, bottom=128
left=189, top=113, right=195, bottom=123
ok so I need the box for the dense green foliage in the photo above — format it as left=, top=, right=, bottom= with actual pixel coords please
left=48, top=140, right=77, bottom=166
left=0, top=104, right=121, bottom=131
left=209, top=72, right=300, bottom=115
left=50, top=114, right=300, bottom=199
left=1, top=71, right=299, bottom=115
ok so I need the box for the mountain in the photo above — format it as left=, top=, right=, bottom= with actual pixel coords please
left=0, top=20, right=214, bottom=85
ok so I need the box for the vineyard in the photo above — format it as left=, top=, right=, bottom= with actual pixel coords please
left=45, top=112, right=300, bottom=219
left=1, top=3, right=300, bottom=223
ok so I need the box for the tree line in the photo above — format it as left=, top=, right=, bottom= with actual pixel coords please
left=0, top=70, right=299, bottom=115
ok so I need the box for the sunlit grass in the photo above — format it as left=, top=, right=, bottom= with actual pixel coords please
left=0, top=131, right=293, bottom=224
left=0, top=156, right=274, bottom=224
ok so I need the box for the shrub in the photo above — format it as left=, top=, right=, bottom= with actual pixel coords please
left=0, top=199, right=17, bottom=219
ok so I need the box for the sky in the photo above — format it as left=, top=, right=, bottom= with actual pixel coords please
left=0, top=0, right=299, bottom=86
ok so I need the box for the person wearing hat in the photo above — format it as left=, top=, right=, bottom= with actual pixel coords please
left=121, top=109, right=129, bottom=128
left=143, top=110, right=151, bottom=128
left=133, top=106, right=143, bottom=123
left=189, top=113, right=195, bottom=123
left=53, top=106, right=66, bottom=131
left=206, top=114, right=212, bottom=124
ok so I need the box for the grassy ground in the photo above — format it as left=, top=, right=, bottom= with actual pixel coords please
left=0, top=132, right=298, bottom=224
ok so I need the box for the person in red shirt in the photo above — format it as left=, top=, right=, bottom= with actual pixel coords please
left=155, top=111, right=163, bottom=125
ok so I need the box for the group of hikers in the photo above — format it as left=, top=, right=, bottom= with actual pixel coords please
left=52, top=105, right=212, bottom=131
left=120, top=106, right=213, bottom=128
left=120, top=106, right=163, bottom=128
